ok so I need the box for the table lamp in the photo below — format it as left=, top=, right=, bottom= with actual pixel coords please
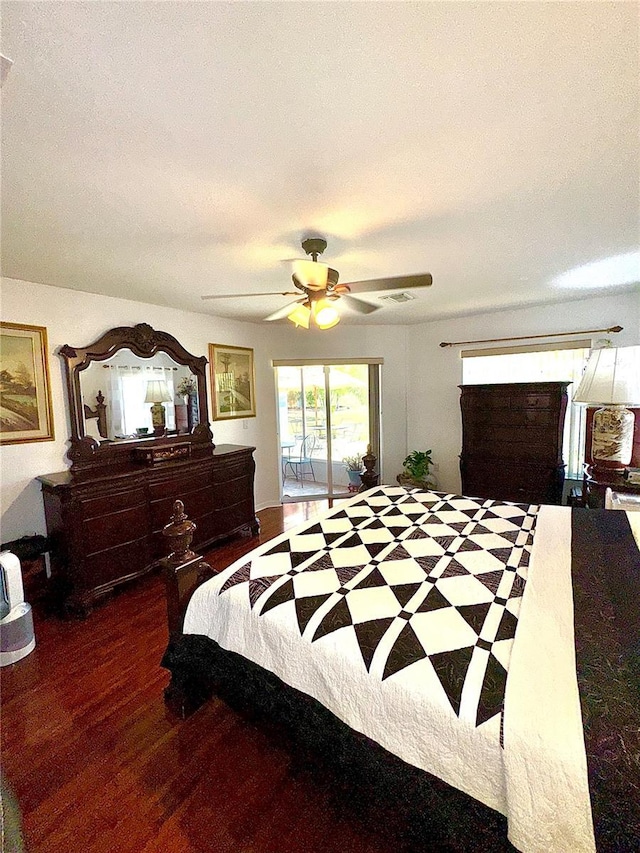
left=573, top=345, right=640, bottom=471
left=144, top=379, right=173, bottom=435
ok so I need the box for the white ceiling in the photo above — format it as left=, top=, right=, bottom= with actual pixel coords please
left=1, top=1, right=638, bottom=325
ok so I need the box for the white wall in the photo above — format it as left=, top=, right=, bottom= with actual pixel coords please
left=407, top=290, right=640, bottom=494
left=0, top=277, right=410, bottom=542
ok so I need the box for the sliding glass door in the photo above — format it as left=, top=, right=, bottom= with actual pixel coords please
left=275, top=361, right=380, bottom=501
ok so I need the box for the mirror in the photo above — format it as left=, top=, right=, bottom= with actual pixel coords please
left=79, top=349, right=199, bottom=441
left=60, top=323, right=213, bottom=471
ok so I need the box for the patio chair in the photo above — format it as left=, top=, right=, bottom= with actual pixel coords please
left=283, top=433, right=317, bottom=481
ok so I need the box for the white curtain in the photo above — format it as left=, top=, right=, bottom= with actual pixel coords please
left=102, top=365, right=128, bottom=438
left=461, top=347, right=590, bottom=480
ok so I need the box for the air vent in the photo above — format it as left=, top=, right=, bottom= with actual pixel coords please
left=379, top=292, right=416, bottom=304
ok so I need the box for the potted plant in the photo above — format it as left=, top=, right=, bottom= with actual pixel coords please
left=397, top=449, right=436, bottom=489
left=343, top=454, right=363, bottom=491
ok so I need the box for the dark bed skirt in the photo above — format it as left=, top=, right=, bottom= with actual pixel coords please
left=161, top=634, right=517, bottom=853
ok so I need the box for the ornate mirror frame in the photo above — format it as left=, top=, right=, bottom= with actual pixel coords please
left=60, top=323, right=214, bottom=472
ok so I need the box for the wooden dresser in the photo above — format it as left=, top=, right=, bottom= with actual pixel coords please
left=38, top=444, right=258, bottom=616
left=459, top=382, right=569, bottom=505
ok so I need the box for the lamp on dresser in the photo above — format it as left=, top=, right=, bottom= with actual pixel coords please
left=144, top=379, right=173, bottom=435
left=573, top=345, right=640, bottom=472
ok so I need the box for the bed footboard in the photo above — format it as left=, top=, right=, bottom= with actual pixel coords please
left=162, top=500, right=215, bottom=715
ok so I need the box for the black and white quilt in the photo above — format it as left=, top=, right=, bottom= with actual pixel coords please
left=184, top=486, right=597, bottom=853
left=219, top=488, right=535, bottom=731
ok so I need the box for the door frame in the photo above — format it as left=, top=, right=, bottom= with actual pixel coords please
left=273, top=358, right=383, bottom=502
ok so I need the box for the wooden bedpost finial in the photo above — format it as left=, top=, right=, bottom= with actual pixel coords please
left=359, top=445, right=378, bottom=491
left=163, top=499, right=197, bottom=567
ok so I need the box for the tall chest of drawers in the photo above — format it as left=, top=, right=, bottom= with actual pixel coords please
left=459, top=382, right=569, bottom=505
left=38, top=444, right=258, bottom=616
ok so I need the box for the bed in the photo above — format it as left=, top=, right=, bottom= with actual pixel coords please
left=161, top=486, right=640, bottom=853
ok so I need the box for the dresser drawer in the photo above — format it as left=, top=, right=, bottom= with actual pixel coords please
left=212, top=473, right=252, bottom=505
left=211, top=455, right=252, bottom=484
left=75, top=486, right=147, bottom=520
left=149, top=480, right=212, bottom=532
left=522, top=409, right=554, bottom=426
left=474, top=409, right=554, bottom=427
left=148, top=467, right=211, bottom=500
left=80, top=535, right=153, bottom=589
left=184, top=498, right=253, bottom=550
left=211, top=499, right=255, bottom=537
left=523, top=393, right=553, bottom=409
left=461, top=458, right=565, bottom=504
left=80, top=503, right=151, bottom=550
left=463, top=432, right=561, bottom=460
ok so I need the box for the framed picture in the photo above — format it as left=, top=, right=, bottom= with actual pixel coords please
left=209, top=343, right=256, bottom=420
left=0, top=322, right=55, bottom=444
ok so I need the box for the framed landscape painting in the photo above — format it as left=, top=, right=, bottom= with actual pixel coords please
left=0, top=322, right=55, bottom=444
left=209, top=343, right=256, bottom=420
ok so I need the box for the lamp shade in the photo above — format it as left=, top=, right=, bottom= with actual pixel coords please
left=573, top=346, right=640, bottom=405
left=313, top=298, right=340, bottom=330
left=144, top=379, right=172, bottom=403
left=292, top=259, right=329, bottom=291
left=287, top=302, right=311, bottom=329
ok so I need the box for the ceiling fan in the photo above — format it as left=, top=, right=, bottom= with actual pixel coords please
left=201, top=237, right=433, bottom=329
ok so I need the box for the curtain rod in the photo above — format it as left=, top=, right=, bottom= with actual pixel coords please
left=439, top=325, right=623, bottom=348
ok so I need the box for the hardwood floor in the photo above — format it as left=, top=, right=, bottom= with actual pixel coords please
left=2, top=501, right=414, bottom=853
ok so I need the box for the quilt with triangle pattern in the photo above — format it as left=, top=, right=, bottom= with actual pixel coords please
left=184, top=485, right=549, bottom=823
left=218, top=486, right=536, bottom=731
left=178, top=486, right=621, bottom=852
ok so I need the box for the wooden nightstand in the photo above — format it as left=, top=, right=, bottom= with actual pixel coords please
left=583, top=466, right=640, bottom=508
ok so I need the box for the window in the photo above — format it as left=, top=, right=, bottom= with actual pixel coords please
left=461, top=342, right=591, bottom=480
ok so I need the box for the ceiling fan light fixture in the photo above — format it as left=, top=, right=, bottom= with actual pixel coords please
left=292, top=259, right=329, bottom=291
left=200, top=236, right=432, bottom=325
left=287, top=302, right=311, bottom=328
left=313, top=298, right=340, bottom=330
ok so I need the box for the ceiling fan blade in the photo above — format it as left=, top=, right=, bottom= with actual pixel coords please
left=263, top=300, right=302, bottom=322
left=339, top=294, right=381, bottom=315
left=201, top=291, right=298, bottom=301
left=342, top=273, right=433, bottom=294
